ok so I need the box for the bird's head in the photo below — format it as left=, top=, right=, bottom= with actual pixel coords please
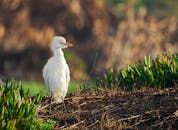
left=52, top=36, right=73, bottom=51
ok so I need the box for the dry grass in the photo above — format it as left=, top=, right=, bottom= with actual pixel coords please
left=37, top=88, right=178, bottom=129
left=104, top=5, right=178, bottom=70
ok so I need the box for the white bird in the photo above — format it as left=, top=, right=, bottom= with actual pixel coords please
left=42, top=36, right=73, bottom=104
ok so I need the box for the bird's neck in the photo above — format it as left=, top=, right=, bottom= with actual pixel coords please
left=53, top=48, right=64, bottom=56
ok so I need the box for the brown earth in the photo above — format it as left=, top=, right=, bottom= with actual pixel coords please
left=37, top=88, right=178, bottom=129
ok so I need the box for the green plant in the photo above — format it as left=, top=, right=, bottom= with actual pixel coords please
left=80, top=81, right=96, bottom=93
left=96, top=69, right=116, bottom=90
left=0, top=79, right=55, bottom=130
left=97, top=53, right=178, bottom=90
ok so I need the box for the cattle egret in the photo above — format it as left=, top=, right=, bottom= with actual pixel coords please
left=42, top=36, right=73, bottom=105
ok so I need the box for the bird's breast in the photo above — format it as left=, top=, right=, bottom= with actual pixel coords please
left=43, top=55, right=69, bottom=93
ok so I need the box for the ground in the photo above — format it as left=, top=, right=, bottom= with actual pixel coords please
left=37, top=88, right=178, bottom=129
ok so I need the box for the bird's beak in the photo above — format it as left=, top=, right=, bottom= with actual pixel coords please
left=65, top=42, right=73, bottom=47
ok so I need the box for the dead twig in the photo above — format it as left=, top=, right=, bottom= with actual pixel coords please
left=65, top=120, right=85, bottom=129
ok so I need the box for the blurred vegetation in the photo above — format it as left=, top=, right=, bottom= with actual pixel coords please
left=108, top=0, right=178, bottom=18
left=22, top=80, right=90, bottom=96
left=0, top=0, right=178, bottom=81
left=65, top=50, right=88, bottom=80
left=22, top=81, right=48, bottom=96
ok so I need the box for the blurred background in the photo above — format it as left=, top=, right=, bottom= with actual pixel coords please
left=0, top=0, right=178, bottom=94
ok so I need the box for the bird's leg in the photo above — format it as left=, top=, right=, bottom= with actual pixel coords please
left=62, top=98, right=67, bottom=112
left=49, top=95, right=52, bottom=115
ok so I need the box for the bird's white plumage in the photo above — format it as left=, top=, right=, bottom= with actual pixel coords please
left=42, top=36, right=71, bottom=103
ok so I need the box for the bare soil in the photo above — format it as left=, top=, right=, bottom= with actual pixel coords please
left=38, top=88, right=178, bottom=129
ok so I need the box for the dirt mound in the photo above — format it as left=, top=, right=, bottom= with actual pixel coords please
left=37, top=88, right=178, bottom=129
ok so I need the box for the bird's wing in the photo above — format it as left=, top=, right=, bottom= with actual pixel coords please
left=66, top=64, right=70, bottom=89
left=42, top=62, right=51, bottom=91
